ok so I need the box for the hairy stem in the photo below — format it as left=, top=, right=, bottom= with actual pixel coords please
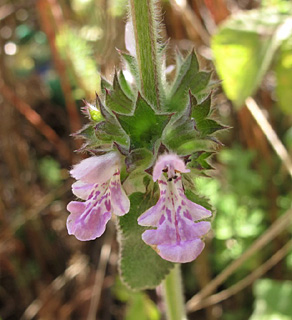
left=163, top=264, right=187, bottom=320
left=129, top=0, right=161, bottom=109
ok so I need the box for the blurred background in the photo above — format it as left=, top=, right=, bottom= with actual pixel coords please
left=0, top=0, right=291, bottom=319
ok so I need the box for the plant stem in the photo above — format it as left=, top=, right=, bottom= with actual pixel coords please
left=129, top=0, right=161, bottom=109
left=163, top=264, right=187, bottom=320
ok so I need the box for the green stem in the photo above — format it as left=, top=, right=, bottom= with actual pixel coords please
left=163, top=264, right=187, bottom=320
left=129, top=0, right=161, bottom=109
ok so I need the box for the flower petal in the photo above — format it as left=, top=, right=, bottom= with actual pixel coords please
left=70, top=152, right=120, bottom=184
left=142, top=220, right=210, bottom=263
left=157, top=239, right=205, bottom=263
left=72, top=181, right=95, bottom=200
left=109, top=171, right=130, bottom=216
left=174, top=177, right=212, bottom=220
left=183, top=199, right=212, bottom=220
left=153, top=154, right=190, bottom=181
left=66, top=185, right=111, bottom=241
left=137, top=179, right=168, bottom=226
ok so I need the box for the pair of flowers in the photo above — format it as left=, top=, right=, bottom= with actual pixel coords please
left=67, top=152, right=211, bottom=263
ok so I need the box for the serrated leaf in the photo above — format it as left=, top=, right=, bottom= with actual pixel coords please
left=101, top=77, right=112, bottom=91
left=162, top=102, right=199, bottom=154
left=125, top=148, right=154, bottom=172
left=212, top=8, right=292, bottom=108
left=116, top=94, right=171, bottom=150
left=176, top=139, right=216, bottom=156
left=118, top=192, right=174, bottom=290
left=188, top=152, right=215, bottom=170
left=166, top=51, right=212, bottom=112
left=105, top=73, right=133, bottom=114
left=196, top=119, right=226, bottom=136
left=96, top=94, right=130, bottom=149
left=118, top=71, right=136, bottom=100
left=95, top=121, right=130, bottom=147
left=120, top=51, right=140, bottom=87
left=73, top=124, right=113, bottom=151
left=171, top=51, right=199, bottom=95
left=191, top=94, right=212, bottom=122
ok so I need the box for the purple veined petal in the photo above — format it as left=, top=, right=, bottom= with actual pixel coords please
left=72, top=180, right=95, bottom=200
left=70, top=152, right=120, bottom=184
left=173, top=176, right=212, bottom=221
left=137, top=178, right=168, bottom=226
left=157, top=239, right=205, bottom=263
left=138, top=197, right=166, bottom=226
left=125, top=20, right=136, bottom=57
left=182, top=198, right=212, bottom=220
left=152, top=154, right=190, bottom=181
left=141, top=220, right=209, bottom=263
left=109, top=171, right=130, bottom=216
left=66, top=195, right=111, bottom=241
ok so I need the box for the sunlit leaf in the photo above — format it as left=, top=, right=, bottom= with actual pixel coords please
left=212, top=8, right=292, bottom=108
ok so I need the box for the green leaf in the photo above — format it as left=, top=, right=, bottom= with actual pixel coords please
left=112, top=277, right=160, bottom=320
left=116, top=94, right=171, bottom=150
left=101, top=77, right=112, bottom=91
left=166, top=51, right=212, bottom=112
left=212, top=8, right=292, bottom=108
left=118, top=192, right=174, bottom=290
left=250, top=279, right=292, bottom=320
left=73, top=124, right=111, bottom=151
left=105, top=72, right=134, bottom=114
left=125, top=148, right=154, bottom=172
left=162, top=102, right=199, bottom=154
left=120, top=51, right=141, bottom=88
left=191, top=94, right=211, bottom=122
left=196, top=119, right=226, bottom=136
left=188, top=151, right=215, bottom=170
left=96, top=94, right=130, bottom=149
left=95, top=121, right=130, bottom=147
left=176, top=139, right=216, bottom=156
left=118, top=70, right=136, bottom=100
left=275, top=38, right=292, bottom=115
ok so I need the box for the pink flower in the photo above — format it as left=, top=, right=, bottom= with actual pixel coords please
left=67, top=152, right=130, bottom=241
left=138, top=154, right=211, bottom=263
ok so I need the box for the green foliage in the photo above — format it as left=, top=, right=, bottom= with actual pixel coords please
left=125, top=148, right=154, bottom=172
left=113, top=277, right=160, bottom=320
left=212, top=7, right=292, bottom=108
left=250, top=279, right=292, bottom=320
left=166, top=51, right=212, bottom=112
left=119, top=51, right=141, bottom=88
left=118, top=193, right=174, bottom=290
left=105, top=72, right=134, bottom=114
left=74, top=0, right=225, bottom=291
left=275, top=37, right=292, bottom=115
left=116, top=94, right=171, bottom=150
left=195, top=146, right=266, bottom=269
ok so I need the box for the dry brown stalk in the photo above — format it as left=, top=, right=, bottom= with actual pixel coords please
left=186, top=208, right=292, bottom=311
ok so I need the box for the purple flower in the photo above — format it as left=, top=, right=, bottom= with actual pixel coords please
left=138, top=154, right=211, bottom=263
left=67, top=152, right=130, bottom=241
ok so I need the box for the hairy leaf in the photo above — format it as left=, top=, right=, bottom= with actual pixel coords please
left=116, top=94, right=171, bottom=150
left=118, top=192, right=174, bottom=290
